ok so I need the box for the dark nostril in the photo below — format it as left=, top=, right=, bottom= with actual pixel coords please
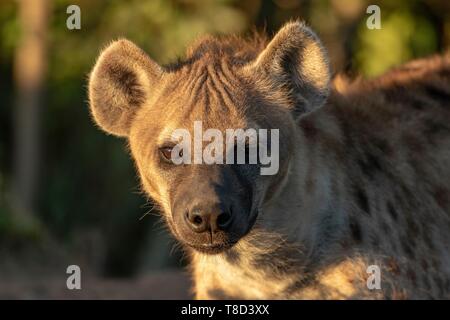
left=193, top=215, right=203, bottom=226
left=216, top=211, right=232, bottom=229
left=186, top=210, right=208, bottom=233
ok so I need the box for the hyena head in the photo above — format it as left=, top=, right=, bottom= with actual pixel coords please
left=88, top=21, right=330, bottom=254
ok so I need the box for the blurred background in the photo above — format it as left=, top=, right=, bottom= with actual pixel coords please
left=0, top=0, right=449, bottom=299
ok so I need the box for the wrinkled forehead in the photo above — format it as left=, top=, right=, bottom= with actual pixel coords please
left=155, top=63, right=253, bottom=138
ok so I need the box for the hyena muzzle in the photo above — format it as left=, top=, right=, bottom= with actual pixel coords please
left=88, top=21, right=450, bottom=299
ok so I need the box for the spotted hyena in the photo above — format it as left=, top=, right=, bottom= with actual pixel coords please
left=88, top=21, right=450, bottom=299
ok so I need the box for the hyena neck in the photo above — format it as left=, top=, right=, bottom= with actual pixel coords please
left=258, top=105, right=348, bottom=266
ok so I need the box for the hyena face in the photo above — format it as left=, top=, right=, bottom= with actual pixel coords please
left=128, top=93, right=291, bottom=253
left=89, top=22, right=330, bottom=254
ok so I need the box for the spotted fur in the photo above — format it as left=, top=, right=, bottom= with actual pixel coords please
left=89, top=21, right=450, bottom=299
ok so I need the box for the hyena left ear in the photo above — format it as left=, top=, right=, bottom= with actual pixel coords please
left=88, top=39, right=163, bottom=137
left=249, top=21, right=331, bottom=117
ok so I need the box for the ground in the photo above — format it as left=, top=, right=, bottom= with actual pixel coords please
left=0, top=235, right=192, bottom=299
left=0, top=271, right=192, bottom=299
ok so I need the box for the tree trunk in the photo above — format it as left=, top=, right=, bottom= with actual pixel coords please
left=13, top=0, right=50, bottom=217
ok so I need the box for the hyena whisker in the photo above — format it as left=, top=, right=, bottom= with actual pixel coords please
left=169, top=239, right=187, bottom=259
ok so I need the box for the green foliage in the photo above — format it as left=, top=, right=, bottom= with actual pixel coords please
left=0, top=202, right=43, bottom=247
left=48, top=0, right=247, bottom=83
left=0, top=1, right=19, bottom=60
left=355, top=7, right=438, bottom=76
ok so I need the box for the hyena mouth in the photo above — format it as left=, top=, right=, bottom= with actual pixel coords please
left=188, top=242, right=235, bottom=254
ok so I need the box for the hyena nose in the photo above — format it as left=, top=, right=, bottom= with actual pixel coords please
left=185, top=206, right=232, bottom=233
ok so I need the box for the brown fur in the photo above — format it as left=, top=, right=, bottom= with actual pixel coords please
left=88, top=21, right=450, bottom=299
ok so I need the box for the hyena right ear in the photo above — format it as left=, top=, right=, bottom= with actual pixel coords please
left=249, top=21, right=331, bottom=117
left=88, top=39, right=163, bottom=137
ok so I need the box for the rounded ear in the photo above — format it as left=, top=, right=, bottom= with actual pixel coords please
left=88, top=39, right=163, bottom=137
left=249, top=21, right=331, bottom=117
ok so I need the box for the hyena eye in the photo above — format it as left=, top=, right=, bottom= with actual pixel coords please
left=160, top=147, right=173, bottom=162
left=159, top=146, right=183, bottom=164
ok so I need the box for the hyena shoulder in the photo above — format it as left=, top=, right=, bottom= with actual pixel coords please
left=304, top=53, right=450, bottom=299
